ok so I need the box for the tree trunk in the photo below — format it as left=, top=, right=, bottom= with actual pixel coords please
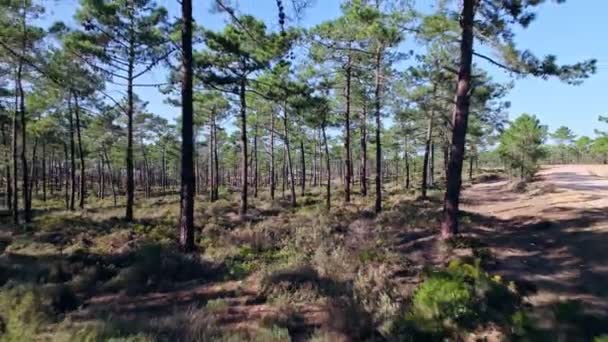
left=42, top=141, right=46, bottom=201
left=374, top=47, right=383, bottom=213
left=283, top=105, right=296, bottom=207
left=360, top=101, right=368, bottom=197
left=430, top=142, right=435, bottom=187
left=270, top=110, right=276, bottom=200
left=103, top=146, right=117, bottom=206
left=18, top=61, right=31, bottom=222
left=312, top=130, right=318, bottom=187
left=1, top=122, right=12, bottom=211
left=322, top=123, right=331, bottom=210
left=73, top=94, right=86, bottom=209
left=441, top=0, right=475, bottom=239
left=344, top=54, right=352, bottom=203
left=51, top=151, right=56, bottom=196
left=213, top=116, right=220, bottom=201
left=33, top=141, right=39, bottom=197
left=98, top=156, right=105, bottom=199
left=300, top=139, right=305, bottom=196
left=208, top=128, right=214, bottom=201
left=421, top=109, right=434, bottom=198
left=63, top=142, right=69, bottom=210
left=11, top=78, right=18, bottom=224
left=125, top=5, right=136, bottom=222
left=29, top=138, right=38, bottom=203
left=140, top=140, right=151, bottom=198
left=68, top=97, right=76, bottom=211
left=239, top=77, right=248, bottom=216
left=404, top=134, right=410, bottom=190
left=282, top=146, right=286, bottom=198
left=254, top=122, right=259, bottom=198
left=179, top=0, right=195, bottom=252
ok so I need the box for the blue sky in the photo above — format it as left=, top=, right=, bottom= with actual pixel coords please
left=44, top=0, right=607, bottom=138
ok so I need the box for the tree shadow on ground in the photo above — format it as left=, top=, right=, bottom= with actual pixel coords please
left=461, top=206, right=608, bottom=339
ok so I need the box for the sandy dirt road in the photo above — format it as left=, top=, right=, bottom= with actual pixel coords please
left=462, top=165, right=608, bottom=316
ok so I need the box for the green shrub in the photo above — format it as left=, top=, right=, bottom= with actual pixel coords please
left=412, top=270, right=475, bottom=323
left=223, top=246, right=292, bottom=279
left=407, top=259, right=519, bottom=335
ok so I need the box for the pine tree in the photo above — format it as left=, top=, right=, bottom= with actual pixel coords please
left=69, top=0, right=170, bottom=221
left=433, top=0, right=596, bottom=238
left=196, top=15, right=294, bottom=216
left=498, top=114, right=547, bottom=179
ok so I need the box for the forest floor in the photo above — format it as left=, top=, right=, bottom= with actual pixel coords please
left=1, top=166, right=608, bottom=341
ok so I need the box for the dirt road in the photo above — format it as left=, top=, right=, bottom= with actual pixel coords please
left=462, top=165, right=608, bottom=316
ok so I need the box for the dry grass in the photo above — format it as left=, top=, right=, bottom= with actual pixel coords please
left=4, top=177, right=602, bottom=340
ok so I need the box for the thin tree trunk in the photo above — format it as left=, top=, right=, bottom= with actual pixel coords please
left=1, top=122, right=12, bottom=211
left=374, top=47, right=383, bottom=213
left=270, top=110, right=275, bottom=200
left=322, top=123, right=330, bottom=210
left=312, top=130, right=318, bottom=187
left=11, top=78, right=18, bottom=224
left=254, top=122, right=259, bottom=198
left=421, top=108, right=434, bottom=198
left=441, top=0, right=475, bottom=239
left=73, top=94, right=86, bottom=209
left=140, top=140, right=150, bottom=198
left=29, top=138, right=38, bottom=203
left=42, top=141, right=46, bottom=201
left=67, top=97, right=76, bottom=211
left=430, top=142, right=435, bottom=187
left=50, top=151, right=56, bottom=196
left=63, top=142, right=69, bottom=210
left=99, top=156, right=105, bottom=199
left=283, top=105, right=296, bottom=207
left=208, top=128, right=214, bottom=200
left=239, top=77, right=248, bottom=216
left=344, top=54, right=352, bottom=203
left=103, top=146, right=117, bottom=206
left=360, top=101, right=368, bottom=197
left=300, top=139, right=305, bottom=196
left=404, top=135, right=410, bottom=190
left=282, top=146, right=286, bottom=198
left=125, top=4, right=136, bottom=222
left=179, top=0, right=195, bottom=252
left=213, top=116, right=219, bottom=201
left=18, top=6, right=31, bottom=223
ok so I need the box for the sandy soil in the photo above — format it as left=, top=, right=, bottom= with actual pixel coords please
left=462, top=165, right=608, bottom=315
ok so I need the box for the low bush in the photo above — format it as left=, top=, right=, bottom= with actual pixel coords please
left=395, top=259, right=519, bottom=338
left=222, top=245, right=294, bottom=280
